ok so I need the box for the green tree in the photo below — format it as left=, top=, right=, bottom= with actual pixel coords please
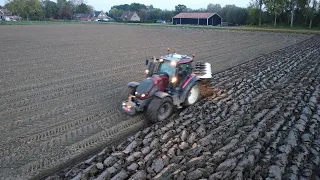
left=43, top=0, right=58, bottom=18
left=109, top=7, right=119, bottom=18
left=308, top=0, right=318, bottom=28
left=111, top=4, right=130, bottom=11
left=26, top=0, right=43, bottom=19
left=207, top=3, right=222, bottom=14
left=129, top=2, right=146, bottom=12
left=146, top=8, right=161, bottom=20
left=159, top=10, right=174, bottom=21
left=6, top=0, right=43, bottom=20
left=75, top=3, right=89, bottom=13
left=6, top=0, right=27, bottom=18
left=257, top=0, right=263, bottom=26
left=57, top=0, right=66, bottom=18
left=286, top=0, right=298, bottom=27
left=147, top=5, right=153, bottom=10
left=301, top=0, right=311, bottom=24
left=220, top=5, right=248, bottom=25
left=62, top=1, right=73, bottom=19
left=139, top=8, right=147, bottom=20
left=175, top=4, right=187, bottom=14
left=265, top=0, right=286, bottom=26
left=56, top=0, right=75, bottom=19
left=248, top=3, right=260, bottom=24
left=67, top=0, right=77, bottom=17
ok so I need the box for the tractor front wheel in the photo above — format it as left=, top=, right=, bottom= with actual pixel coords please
left=146, top=97, right=173, bottom=123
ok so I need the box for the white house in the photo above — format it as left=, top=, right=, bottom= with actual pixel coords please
left=120, top=11, right=140, bottom=21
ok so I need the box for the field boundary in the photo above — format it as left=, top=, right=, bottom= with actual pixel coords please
left=1, top=20, right=319, bottom=34
left=102, top=22, right=320, bottom=35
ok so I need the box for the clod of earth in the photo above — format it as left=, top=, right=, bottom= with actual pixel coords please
left=0, top=24, right=317, bottom=179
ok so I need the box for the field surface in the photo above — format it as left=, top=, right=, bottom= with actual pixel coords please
left=56, top=34, right=320, bottom=180
left=0, top=24, right=313, bottom=179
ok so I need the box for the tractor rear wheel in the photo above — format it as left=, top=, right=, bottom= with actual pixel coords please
left=183, top=83, right=200, bottom=106
left=146, top=97, right=173, bottom=123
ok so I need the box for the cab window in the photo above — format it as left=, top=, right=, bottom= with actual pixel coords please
left=178, top=63, right=191, bottom=76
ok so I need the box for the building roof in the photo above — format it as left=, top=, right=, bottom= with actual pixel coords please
left=121, top=11, right=138, bottom=19
left=173, top=12, right=220, bottom=19
left=74, top=13, right=91, bottom=18
left=0, top=9, right=12, bottom=16
left=93, top=11, right=103, bottom=17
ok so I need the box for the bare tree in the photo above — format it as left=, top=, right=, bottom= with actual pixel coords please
left=290, top=0, right=297, bottom=27
left=258, top=0, right=263, bottom=26
left=309, top=0, right=317, bottom=28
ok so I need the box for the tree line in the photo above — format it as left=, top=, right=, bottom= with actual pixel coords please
left=107, top=3, right=248, bottom=25
left=3, top=0, right=320, bottom=27
left=106, top=0, right=320, bottom=27
left=4, top=0, right=93, bottom=20
left=248, top=0, right=319, bottom=27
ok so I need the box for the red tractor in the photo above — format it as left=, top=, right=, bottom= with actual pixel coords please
left=120, top=49, right=213, bottom=123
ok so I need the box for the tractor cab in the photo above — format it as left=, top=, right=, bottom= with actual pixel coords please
left=145, top=52, right=194, bottom=90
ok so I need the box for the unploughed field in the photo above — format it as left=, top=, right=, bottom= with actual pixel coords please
left=0, top=24, right=315, bottom=179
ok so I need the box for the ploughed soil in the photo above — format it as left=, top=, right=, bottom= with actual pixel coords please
left=0, top=24, right=314, bottom=179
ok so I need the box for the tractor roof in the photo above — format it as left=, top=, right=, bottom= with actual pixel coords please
left=163, top=53, right=193, bottom=64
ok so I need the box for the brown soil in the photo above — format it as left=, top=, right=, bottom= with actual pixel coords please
left=0, top=24, right=313, bottom=179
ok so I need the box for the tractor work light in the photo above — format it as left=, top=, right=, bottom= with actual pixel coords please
left=171, top=61, right=177, bottom=66
left=171, top=76, right=177, bottom=83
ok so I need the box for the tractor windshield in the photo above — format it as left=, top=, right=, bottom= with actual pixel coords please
left=157, top=60, right=176, bottom=77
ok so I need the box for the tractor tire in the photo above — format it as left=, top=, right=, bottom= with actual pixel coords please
left=146, top=97, right=173, bottom=123
left=183, top=82, right=201, bottom=107
left=120, top=86, right=135, bottom=103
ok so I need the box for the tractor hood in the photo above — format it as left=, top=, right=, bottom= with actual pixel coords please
left=135, top=74, right=169, bottom=99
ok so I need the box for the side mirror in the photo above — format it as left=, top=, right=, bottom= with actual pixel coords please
left=145, top=59, right=149, bottom=66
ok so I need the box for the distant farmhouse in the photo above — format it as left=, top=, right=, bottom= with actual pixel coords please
left=74, top=10, right=113, bottom=21
left=121, top=11, right=140, bottom=21
left=0, top=8, right=21, bottom=21
left=172, top=13, right=222, bottom=26
left=92, top=11, right=113, bottom=21
left=92, top=11, right=107, bottom=20
left=74, top=13, right=92, bottom=21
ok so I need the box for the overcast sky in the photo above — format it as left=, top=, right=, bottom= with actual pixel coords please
left=0, top=0, right=251, bottom=11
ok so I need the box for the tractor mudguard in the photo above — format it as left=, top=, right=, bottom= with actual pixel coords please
left=180, top=77, right=200, bottom=102
left=127, top=82, right=139, bottom=88
left=154, top=91, right=171, bottom=99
